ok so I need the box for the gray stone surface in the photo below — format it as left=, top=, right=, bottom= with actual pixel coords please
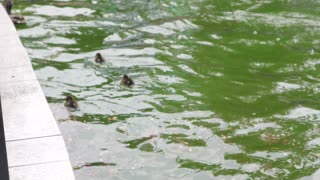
left=0, top=65, right=36, bottom=83
left=0, top=4, right=75, bottom=180
left=0, top=16, right=30, bottom=68
left=0, top=35, right=22, bottom=48
left=7, top=136, right=69, bottom=167
left=9, top=161, right=75, bottom=180
left=0, top=46, right=32, bottom=69
left=0, top=28, right=28, bottom=69
left=0, top=8, right=11, bottom=25
left=0, top=19, right=15, bottom=32
left=1, top=81, right=60, bottom=141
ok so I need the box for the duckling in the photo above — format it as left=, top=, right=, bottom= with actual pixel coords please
left=120, top=75, right=134, bottom=87
left=10, top=14, right=25, bottom=25
left=3, top=0, right=26, bottom=25
left=3, top=0, right=12, bottom=15
left=95, top=53, right=105, bottom=63
left=65, top=95, right=78, bottom=109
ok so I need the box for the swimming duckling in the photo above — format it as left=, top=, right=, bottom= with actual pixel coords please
left=10, top=14, right=25, bottom=25
left=95, top=53, right=105, bottom=63
left=2, top=0, right=26, bottom=25
left=3, top=0, right=12, bottom=15
left=120, top=75, right=134, bottom=87
left=65, top=95, right=78, bottom=109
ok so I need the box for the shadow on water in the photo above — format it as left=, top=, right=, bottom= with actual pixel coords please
left=15, top=0, right=320, bottom=179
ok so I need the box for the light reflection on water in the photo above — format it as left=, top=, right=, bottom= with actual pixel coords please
left=16, top=0, right=320, bottom=179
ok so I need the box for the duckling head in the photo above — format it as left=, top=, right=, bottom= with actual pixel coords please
left=95, top=53, right=104, bottom=63
left=66, top=95, right=74, bottom=102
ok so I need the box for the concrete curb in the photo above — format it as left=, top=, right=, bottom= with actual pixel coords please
left=0, top=5, right=75, bottom=180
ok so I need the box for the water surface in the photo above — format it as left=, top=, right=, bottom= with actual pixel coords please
left=15, top=0, right=320, bottom=179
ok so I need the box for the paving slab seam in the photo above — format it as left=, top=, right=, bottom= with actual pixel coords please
left=5, top=134, right=62, bottom=143
left=9, top=160, right=70, bottom=168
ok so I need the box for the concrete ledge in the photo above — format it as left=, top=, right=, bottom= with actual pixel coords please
left=7, top=136, right=69, bottom=167
left=10, top=161, right=74, bottom=180
left=1, top=81, right=61, bottom=141
left=0, top=5, right=75, bottom=180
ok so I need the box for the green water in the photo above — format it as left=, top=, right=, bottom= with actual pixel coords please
left=15, top=0, right=320, bottom=179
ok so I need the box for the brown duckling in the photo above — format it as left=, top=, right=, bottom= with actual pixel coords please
left=95, top=53, right=105, bottom=63
left=3, top=0, right=26, bottom=25
left=65, top=95, right=78, bottom=109
left=3, top=0, right=12, bottom=15
left=10, top=14, right=25, bottom=25
left=120, top=75, right=134, bottom=87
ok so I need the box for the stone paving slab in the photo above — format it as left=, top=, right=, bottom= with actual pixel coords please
left=6, top=136, right=69, bottom=167
left=1, top=81, right=61, bottom=141
left=0, top=47, right=32, bottom=69
left=0, top=22, right=22, bottom=42
left=0, top=16, right=11, bottom=24
left=0, top=35, right=22, bottom=47
left=9, top=161, right=74, bottom=180
left=0, top=65, right=36, bottom=84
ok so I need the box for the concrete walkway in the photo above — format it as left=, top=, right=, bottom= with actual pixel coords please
left=0, top=5, right=74, bottom=180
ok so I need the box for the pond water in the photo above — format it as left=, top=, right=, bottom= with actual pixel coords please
left=15, top=0, right=320, bottom=179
